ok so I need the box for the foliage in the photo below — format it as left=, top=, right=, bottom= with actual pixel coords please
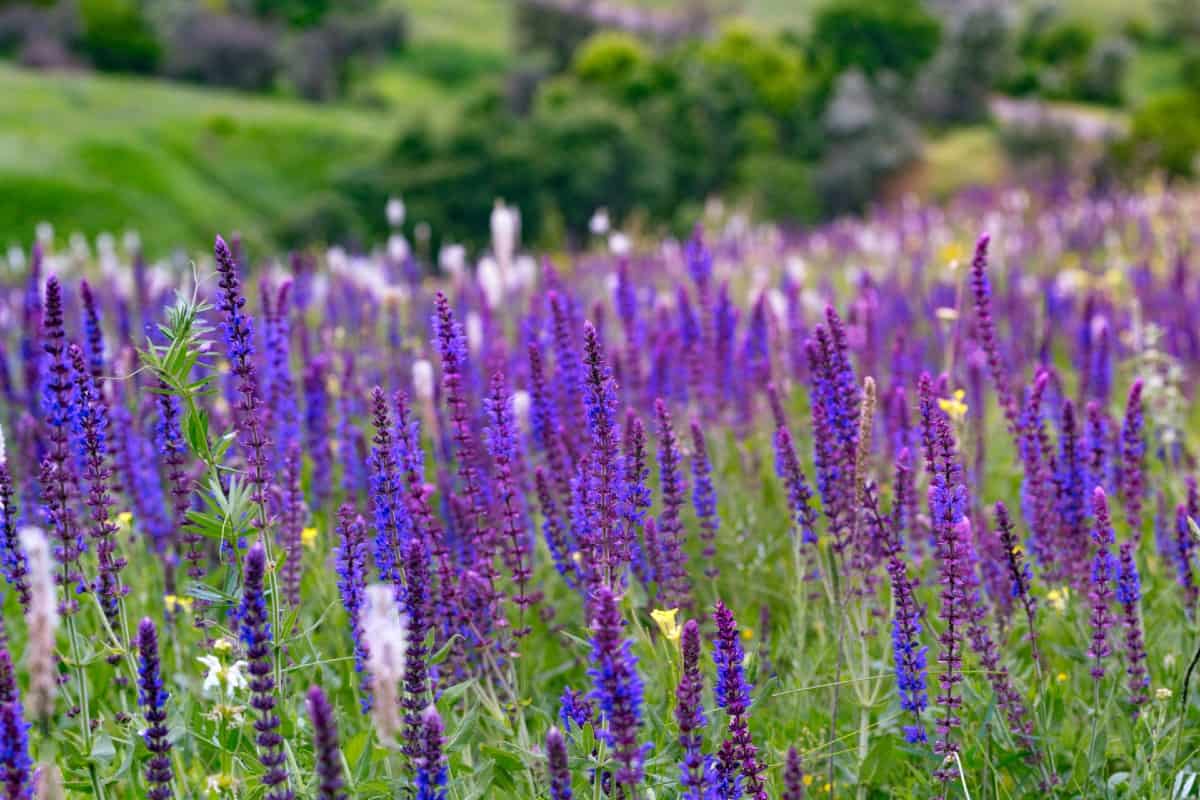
left=77, top=0, right=160, bottom=74
left=809, top=0, right=942, bottom=81
left=1115, top=89, right=1200, bottom=176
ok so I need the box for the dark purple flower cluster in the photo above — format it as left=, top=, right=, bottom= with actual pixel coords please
left=713, top=601, right=766, bottom=800
left=675, top=618, right=710, bottom=799
left=414, top=705, right=448, bottom=800
left=334, top=505, right=372, bottom=710
left=586, top=585, right=648, bottom=789
left=306, top=686, right=347, bottom=800
left=238, top=542, right=291, bottom=800
left=136, top=617, right=173, bottom=800
left=1087, top=488, right=1118, bottom=680
left=689, top=420, right=719, bottom=579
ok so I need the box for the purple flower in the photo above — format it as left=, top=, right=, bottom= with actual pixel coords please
left=675, top=618, right=710, bottom=800
left=0, top=458, right=30, bottom=612
left=536, top=468, right=577, bottom=588
left=690, top=420, right=719, bottom=579
left=994, top=502, right=1040, bottom=664
left=402, top=538, right=434, bottom=759
left=875, top=483, right=927, bottom=744
left=781, top=746, right=805, bottom=800
left=559, top=686, right=595, bottom=732
left=713, top=601, right=766, bottom=800
left=968, top=234, right=1017, bottom=431
left=367, top=387, right=410, bottom=585
left=1118, top=380, right=1145, bottom=533
left=653, top=399, right=690, bottom=609
left=1053, top=401, right=1089, bottom=586
left=484, top=371, right=534, bottom=628
left=238, top=542, right=291, bottom=799
left=278, top=445, right=305, bottom=607
left=214, top=235, right=272, bottom=526
left=156, top=384, right=195, bottom=572
left=782, top=748, right=801, bottom=800
left=586, top=585, right=648, bottom=789
left=685, top=225, right=713, bottom=288
left=580, top=323, right=626, bottom=588
left=0, top=699, right=32, bottom=800
left=620, top=412, right=652, bottom=585
left=334, top=505, right=372, bottom=711
left=1173, top=504, right=1197, bottom=613
left=1115, top=540, right=1149, bottom=713
left=262, top=282, right=300, bottom=470
left=306, top=686, right=347, bottom=800
left=39, top=276, right=85, bottom=614
left=1088, top=488, right=1118, bottom=679
left=546, top=726, right=573, bottom=800
left=136, top=618, right=173, bottom=800
left=547, top=291, right=585, bottom=449
left=414, top=705, right=448, bottom=800
left=302, top=357, right=332, bottom=509
left=770, top=386, right=818, bottom=547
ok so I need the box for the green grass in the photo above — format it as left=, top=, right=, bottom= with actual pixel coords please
left=0, top=65, right=401, bottom=255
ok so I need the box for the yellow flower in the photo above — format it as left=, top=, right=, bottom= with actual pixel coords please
left=650, top=608, right=682, bottom=643
left=1056, top=672, right=1068, bottom=683
left=212, top=638, right=235, bottom=654
left=1047, top=586, right=1069, bottom=613
left=935, top=307, right=960, bottom=322
left=164, top=594, right=193, bottom=614
left=803, top=775, right=814, bottom=787
left=1156, top=687, right=1173, bottom=701
left=301, top=527, right=319, bottom=549
left=115, top=511, right=133, bottom=529
left=741, top=627, right=754, bottom=641
left=940, top=241, right=965, bottom=267
left=937, top=390, right=968, bottom=423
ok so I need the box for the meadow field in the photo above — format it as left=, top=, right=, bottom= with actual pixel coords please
left=0, top=182, right=1197, bottom=799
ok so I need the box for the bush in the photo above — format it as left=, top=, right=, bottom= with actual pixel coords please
left=78, top=0, right=160, bottom=73
left=810, top=0, right=941, bottom=81
left=918, top=4, right=1013, bottom=124
left=282, top=8, right=407, bottom=100
left=1117, top=90, right=1200, bottom=177
left=164, top=10, right=279, bottom=91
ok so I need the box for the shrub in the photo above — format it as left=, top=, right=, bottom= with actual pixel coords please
left=282, top=8, right=407, bottom=100
left=1117, top=90, right=1200, bottom=177
left=810, top=0, right=941, bottom=81
left=274, top=192, right=367, bottom=249
left=164, top=10, right=279, bottom=91
left=77, top=0, right=160, bottom=74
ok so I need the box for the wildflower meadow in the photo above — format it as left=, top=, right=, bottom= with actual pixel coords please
left=1, top=185, right=1200, bottom=799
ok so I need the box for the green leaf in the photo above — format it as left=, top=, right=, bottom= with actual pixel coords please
left=91, top=733, right=116, bottom=762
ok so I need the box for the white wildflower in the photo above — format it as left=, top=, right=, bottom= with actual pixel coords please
left=412, top=359, right=434, bottom=402
left=363, top=584, right=408, bottom=744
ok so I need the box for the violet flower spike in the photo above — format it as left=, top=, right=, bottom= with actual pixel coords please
left=136, top=618, right=174, bottom=800
left=0, top=698, right=32, bottom=800
left=306, top=686, right=348, bottom=800
left=713, top=600, right=767, bottom=800
left=586, top=585, right=648, bottom=789
left=1118, top=380, right=1145, bottom=534
left=238, top=542, right=291, bottom=800
left=546, top=726, right=573, bottom=800
left=781, top=747, right=805, bottom=800
left=1087, top=487, right=1118, bottom=680
left=675, top=618, right=710, bottom=800
left=414, top=705, right=448, bottom=800
left=334, top=505, right=372, bottom=711
left=1115, top=540, right=1149, bottom=713
left=690, top=420, right=720, bottom=578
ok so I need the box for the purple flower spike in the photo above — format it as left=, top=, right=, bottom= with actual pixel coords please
left=994, top=502, right=1040, bottom=664
left=238, top=542, right=291, bottom=800
left=214, top=235, right=272, bottom=528
left=483, top=371, right=534, bottom=630
left=137, top=618, right=174, bottom=800
left=414, top=705, right=448, bottom=800
left=334, top=505, right=372, bottom=711
left=654, top=399, right=690, bottom=609
left=1087, top=488, right=1118, bottom=680
left=0, top=456, right=30, bottom=612
left=689, top=420, right=719, bottom=578
left=675, top=618, right=709, bottom=800
left=586, top=585, right=648, bottom=790
left=713, top=601, right=767, bottom=800
left=781, top=746, right=805, bottom=800
left=306, top=686, right=347, bottom=800
left=969, top=234, right=1017, bottom=433
left=878, top=486, right=927, bottom=744
left=1116, top=540, right=1149, bottom=714
left=1118, top=380, right=1145, bottom=534
left=546, top=726, right=573, bottom=800
left=0, top=699, right=32, bottom=800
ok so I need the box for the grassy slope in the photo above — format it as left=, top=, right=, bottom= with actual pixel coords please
left=0, top=65, right=404, bottom=255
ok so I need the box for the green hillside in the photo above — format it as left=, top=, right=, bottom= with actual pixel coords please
left=0, top=65, right=402, bottom=256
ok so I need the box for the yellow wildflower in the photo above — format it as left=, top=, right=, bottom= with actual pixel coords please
left=935, top=307, right=959, bottom=322
left=741, top=627, right=754, bottom=641
left=164, top=594, right=193, bottom=614
left=650, top=608, right=682, bottom=643
left=940, top=241, right=965, bottom=267
left=1056, top=672, right=1068, bottom=683
left=803, top=775, right=814, bottom=787
left=301, top=527, right=319, bottom=549
left=212, top=638, right=235, bottom=654
left=115, top=511, right=133, bottom=529
left=937, top=390, right=968, bottom=423
left=1047, top=586, right=1069, bottom=613
left=1156, top=687, right=1173, bottom=701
